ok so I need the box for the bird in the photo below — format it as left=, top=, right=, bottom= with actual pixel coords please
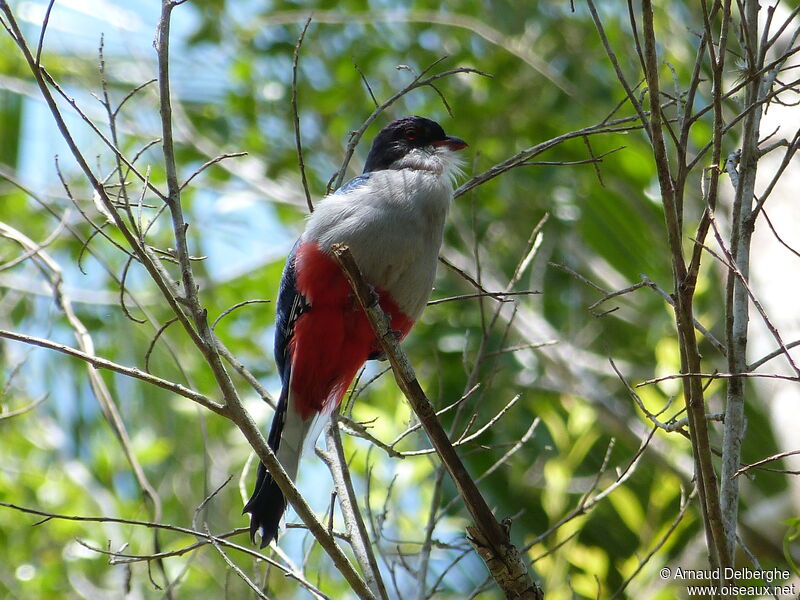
left=243, top=115, right=468, bottom=548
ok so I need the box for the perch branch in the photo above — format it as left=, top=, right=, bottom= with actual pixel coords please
left=332, top=244, right=542, bottom=600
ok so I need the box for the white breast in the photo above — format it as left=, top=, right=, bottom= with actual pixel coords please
left=304, top=168, right=452, bottom=320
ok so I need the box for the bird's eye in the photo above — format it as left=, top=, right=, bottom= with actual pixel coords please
left=406, top=131, right=417, bottom=141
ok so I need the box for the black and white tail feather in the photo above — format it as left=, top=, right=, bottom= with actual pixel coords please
left=243, top=243, right=307, bottom=548
left=242, top=385, right=289, bottom=548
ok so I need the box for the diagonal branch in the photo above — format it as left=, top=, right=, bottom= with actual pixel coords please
left=332, top=243, right=543, bottom=600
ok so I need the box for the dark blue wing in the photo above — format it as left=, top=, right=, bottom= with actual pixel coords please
left=273, top=239, right=304, bottom=387
left=335, top=173, right=372, bottom=196
left=246, top=238, right=306, bottom=546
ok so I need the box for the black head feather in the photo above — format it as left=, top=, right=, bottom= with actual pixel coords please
left=362, top=116, right=467, bottom=173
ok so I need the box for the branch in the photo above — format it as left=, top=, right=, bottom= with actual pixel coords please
left=0, top=1, right=204, bottom=358
left=331, top=244, right=543, bottom=600
left=323, top=424, right=389, bottom=600
left=455, top=116, right=644, bottom=199
left=719, top=0, right=762, bottom=566
left=585, top=0, right=650, bottom=139
left=610, top=485, right=697, bottom=598
left=0, top=220, right=171, bottom=590
left=0, top=395, right=47, bottom=421
left=0, top=329, right=226, bottom=415
left=0, top=501, right=330, bottom=599
left=1, top=4, right=423, bottom=595
left=733, top=450, right=800, bottom=479
left=291, top=16, right=314, bottom=212
left=641, top=0, right=729, bottom=574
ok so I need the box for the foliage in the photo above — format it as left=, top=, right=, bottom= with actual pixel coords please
left=1, top=0, right=799, bottom=599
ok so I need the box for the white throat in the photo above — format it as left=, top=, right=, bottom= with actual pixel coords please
left=390, top=146, right=465, bottom=186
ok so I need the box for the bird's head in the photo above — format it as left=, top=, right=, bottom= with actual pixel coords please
left=362, top=116, right=467, bottom=181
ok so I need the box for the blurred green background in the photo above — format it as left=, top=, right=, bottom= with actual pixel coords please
left=1, top=1, right=797, bottom=598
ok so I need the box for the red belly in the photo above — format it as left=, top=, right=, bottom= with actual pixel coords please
left=289, top=241, right=413, bottom=419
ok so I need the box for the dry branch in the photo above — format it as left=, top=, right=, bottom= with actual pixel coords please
left=332, top=243, right=543, bottom=600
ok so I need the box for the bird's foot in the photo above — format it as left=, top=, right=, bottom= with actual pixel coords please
left=347, top=283, right=381, bottom=311
left=366, top=283, right=381, bottom=307
left=368, top=329, right=402, bottom=361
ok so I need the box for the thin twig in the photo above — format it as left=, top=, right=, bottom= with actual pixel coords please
left=427, top=290, right=540, bottom=306
left=733, top=450, right=800, bottom=479
left=211, top=299, right=271, bottom=331
left=34, top=0, right=55, bottom=65
left=332, top=60, right=490, bottom=191
left=0, top=328, right=225, bottom=414
left=179, top=152, right=247, bottom=191
left=637, top=372, right=798, bottom=386
left=748, top=339, right=800, bottom=372
left=324, top=424, right=389, bottom=600
left=292, top=16, right=314, bottom=212
left=611, top=486, right=698, bottom=599
left=0, top=395, right=47, bottom=421
left=456, top=117, right=645, bottom=199
left=205, top=524, right=268, bottom=600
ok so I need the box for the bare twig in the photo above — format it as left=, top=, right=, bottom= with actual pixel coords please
left=0, top=329, right=225, bottom=414
left=455, top=116, right=644, bottom=199
left=637, top=372, right=799, bottom=386
left=0, top=500, right=330, bottom=599
left=761, top=206, right=800, bottom=261
left=34, top=0, right=55, bottom=65
left=733, top=450, right=800, bottom=478
left=553, top=265, right=726, bottom=355
left=291, top=16, right=314, bottom=212
left=211, top=299, right=271, bottom=331
left=179, top=152, right=248, bottom=191
left=427, top=290, right=540, bottom=306
left=323, top=424, right=389, bottom=600
left=332, top=60, right=490, bottom=191
left=403, top=394, right=523, bottom=456
left=354, top=61, right=379, bottom=108
left=0, top=395, right=47, bottom=421
left=610, top=485, right=697, bottom=599
left=706, top=219, right=800, bottom=377
left=522, top=431, right=651, bottom=554
left=748, top=339, right=800, bottom=372
left=205, top=524, right=268, bottom=600
left=389, top=383, right=479, bottom=449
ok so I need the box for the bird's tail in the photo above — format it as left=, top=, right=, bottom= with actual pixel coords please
left=243, top=386, right=308, bottom=548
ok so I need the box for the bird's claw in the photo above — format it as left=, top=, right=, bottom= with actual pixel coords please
left=367, top=283, right=380, bottom=307
left=368, top=330, right=401, bottom=361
